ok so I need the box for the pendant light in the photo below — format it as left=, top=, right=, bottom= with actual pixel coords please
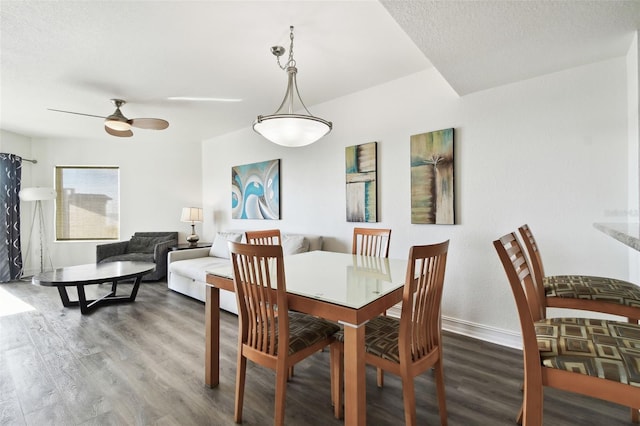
left=253, top=26, right=332, bottom=147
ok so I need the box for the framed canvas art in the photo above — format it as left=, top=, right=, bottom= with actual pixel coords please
left=410, top=128, right=454, bottom=224
left=232, top=159, right=280, bottom=220
left=346, top=142, right=377, bottom=222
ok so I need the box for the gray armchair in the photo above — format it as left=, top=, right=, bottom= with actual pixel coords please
left=96, top=232, right=178, bottom=281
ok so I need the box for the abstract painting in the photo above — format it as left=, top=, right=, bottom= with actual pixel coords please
left=410, top=128, right=454, bottom=224
left=232, top=159, right=280, bottom=220
left=346, top=142, right=377, bottom=222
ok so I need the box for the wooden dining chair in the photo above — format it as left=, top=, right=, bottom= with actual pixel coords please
left=245, top=229, right=282, bottom=246
left=494, top=232, right=640, bottom=425
left=330, top=240, right=450, bottom=425
left=352, top=227, right=391, bottom=257
left=228, top=241, right=340, bottom=426
left=518, top=224, right=640, bottom=323
left=352, top=227, right=392, bottom=386
left=244, top=228, right=295, bottom=379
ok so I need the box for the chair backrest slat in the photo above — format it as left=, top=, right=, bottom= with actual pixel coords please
left=352, top=227, right=391, bottom=258
left=494, top=232, right=545, bottom=323
left=246, top=229, right=282, bottom=246
left=229, top=241, right=288, bottom=357
left=399, top=241, right=449, bottom=362
left=518, top=224, right=548, bottom=311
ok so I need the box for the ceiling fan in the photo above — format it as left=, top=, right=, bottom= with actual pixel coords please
left=49, top=99, right=169, bottom=137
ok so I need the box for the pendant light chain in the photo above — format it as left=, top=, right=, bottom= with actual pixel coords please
left=276, top=26, right=296, bottom=71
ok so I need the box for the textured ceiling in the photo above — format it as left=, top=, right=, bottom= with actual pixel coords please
left=0, top=1, right=638, bottom=144
left=381, top=0, right=640, bottom=96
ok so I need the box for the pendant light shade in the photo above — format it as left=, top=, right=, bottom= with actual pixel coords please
left=253, top=26, right=332, bottom=147
left=254, top=114, right=332, bottom=148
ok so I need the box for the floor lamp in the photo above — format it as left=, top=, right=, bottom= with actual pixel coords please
left=19, top=187, right=56, bottom=276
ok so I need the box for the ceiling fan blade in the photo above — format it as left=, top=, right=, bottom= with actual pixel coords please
left=105, top=126, right=133, bottom=137
left=130, top=118, right=169, bottom=130
left=48, top=108, right=106, bottom=119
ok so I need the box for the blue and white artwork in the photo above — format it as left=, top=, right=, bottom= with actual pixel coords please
left=232, top=159, right=280, bottom=220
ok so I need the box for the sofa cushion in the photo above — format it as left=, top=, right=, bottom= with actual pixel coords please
left=210, top=232, right=243, bottom=259
left=127, top=235, right=173, bottom=254
left=305, top=235, right=323, bottom=251
left=282, top=234, right=310, bottom=255
left=170, top=256, right=230, bottom=282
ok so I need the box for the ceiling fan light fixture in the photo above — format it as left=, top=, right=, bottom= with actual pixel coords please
left=253, top=26, right=332, bottom=148
left=105, top=99, right=132, bottom=131
left=105, top=116, right=131, bottom=131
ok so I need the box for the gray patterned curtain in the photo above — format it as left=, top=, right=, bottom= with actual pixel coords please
left=0, top=153, right=23, bottom=282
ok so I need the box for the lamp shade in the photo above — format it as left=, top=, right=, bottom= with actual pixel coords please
left=253, top=114, right=332, bottom=147
left=19, top=187, right=56, bottom=201
left=181, top=207, right=203, bottom=223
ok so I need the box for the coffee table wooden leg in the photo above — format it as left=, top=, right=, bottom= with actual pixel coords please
left=57, top=286, right=72, bottom=307
left=76, top=284, right=89, bottom=314
left=111, top=280, right=118, bottom=294
left=205, top=285, right=220, bottom=387
left=128, top=276, right=143, bottom=301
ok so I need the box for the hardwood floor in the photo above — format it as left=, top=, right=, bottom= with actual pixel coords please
left=0, top=280, right=633, bottom=425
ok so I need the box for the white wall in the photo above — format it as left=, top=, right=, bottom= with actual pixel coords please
left=21, top=136, right=202, bottom=274
left=202, top=57, right=629, bottom=346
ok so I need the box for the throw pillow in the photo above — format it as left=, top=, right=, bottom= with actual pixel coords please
left=210, top=232, right=243, bottom=259
left=281, top=234, right=309, bottom=255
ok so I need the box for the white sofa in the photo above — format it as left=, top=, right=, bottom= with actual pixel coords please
left=167, top=231, right=323, bottom=314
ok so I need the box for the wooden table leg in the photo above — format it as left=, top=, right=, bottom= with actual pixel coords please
left=205, top=285, right=220, bottom=387
left=57, top=286, right=72, bottom=307
left=342, top=321, right=366, bottom=426
left=129, top=276, right=143, bottom=301
left=76, top=284, right=89, bottom=315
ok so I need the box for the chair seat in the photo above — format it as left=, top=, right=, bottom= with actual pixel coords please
left=535, top=317, right=640, bottom=386
left=334, top=316, right=401, bottom=363
left=286, top=311, right=340, bottom=355
left=544, top=275, right=640, bottom=307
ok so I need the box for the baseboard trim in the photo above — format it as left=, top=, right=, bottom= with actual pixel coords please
left=384, top=306, right=522, bottom=350
left=442, top=315, right=522, bottom=350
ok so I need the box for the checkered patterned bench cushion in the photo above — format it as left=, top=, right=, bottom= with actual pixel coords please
left=536, top=318, right=640, bottom=387
left=544, top=275, right=640, bottom=308
left=334, top=316, right=402, bottom=363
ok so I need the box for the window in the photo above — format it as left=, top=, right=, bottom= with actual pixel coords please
left=55, top=166, right=120, bottom=241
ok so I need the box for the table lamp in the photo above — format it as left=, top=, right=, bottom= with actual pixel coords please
left=181, top=207, right=203, bottom=246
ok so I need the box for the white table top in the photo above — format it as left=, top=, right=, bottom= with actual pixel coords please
left=206, top=250, right=408, bottom=309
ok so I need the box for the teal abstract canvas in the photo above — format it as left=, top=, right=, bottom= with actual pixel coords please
left=232, top=159, right=280, bottom=220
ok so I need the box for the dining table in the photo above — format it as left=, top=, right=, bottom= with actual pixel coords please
left=204, top=250, right=409, bottom=426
